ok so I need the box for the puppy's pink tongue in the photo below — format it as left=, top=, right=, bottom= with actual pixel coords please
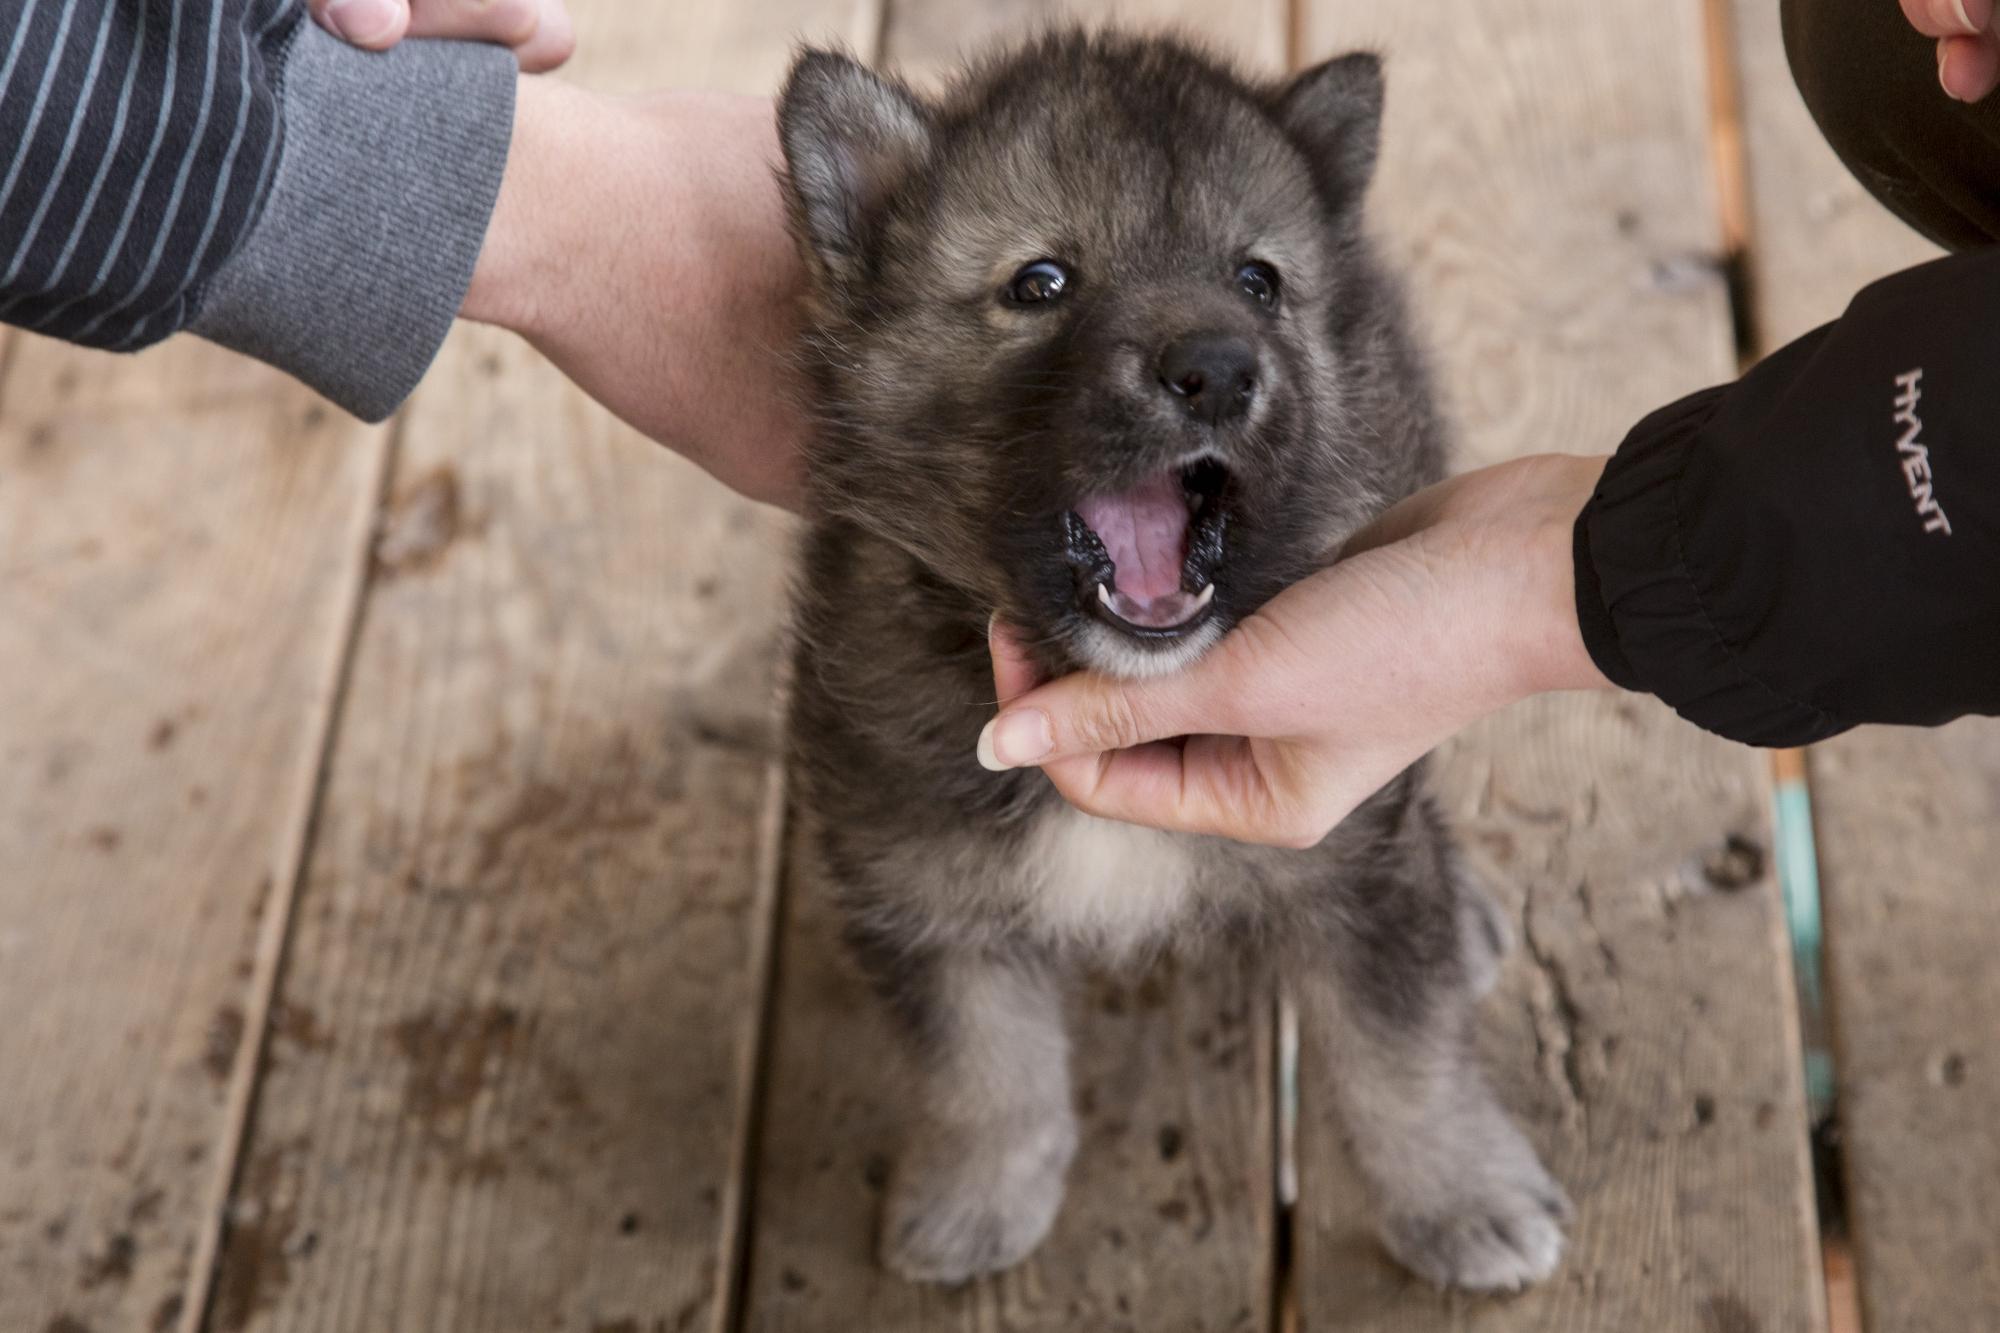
left=1075, top=469, right=1189, bottom=603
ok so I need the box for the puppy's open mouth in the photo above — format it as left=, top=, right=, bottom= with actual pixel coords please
left=1062, top=455, right=1230, bottom=637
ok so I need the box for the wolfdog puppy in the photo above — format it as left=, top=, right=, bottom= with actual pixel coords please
left=776, top=30, right=1570, bottom=1291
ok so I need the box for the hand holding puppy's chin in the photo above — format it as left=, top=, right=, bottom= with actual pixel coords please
left=980, top=452, right=1614, bottom=848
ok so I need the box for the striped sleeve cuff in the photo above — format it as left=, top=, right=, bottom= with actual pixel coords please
left=189, top=25, right=515, bottom=422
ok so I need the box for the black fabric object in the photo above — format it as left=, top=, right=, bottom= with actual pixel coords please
left=1784, top=0, right=2000, bottom=251
left=1573, top=0, right=2000, bottom=746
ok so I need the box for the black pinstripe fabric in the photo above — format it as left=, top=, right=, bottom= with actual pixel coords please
left=0, top=0, right=301, bottom=351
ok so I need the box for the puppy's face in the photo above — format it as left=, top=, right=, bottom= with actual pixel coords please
left=781, top=35, right=1400, bottom=677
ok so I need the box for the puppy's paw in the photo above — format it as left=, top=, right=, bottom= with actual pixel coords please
left=1381, top=1181, right=1570, bottom=1291
left=1368, top=1088, right=1568, bottom=1288
left=880, top=1115, right=1076, bottom=1284
left=1376, top=1117, right=1570, bottom=1291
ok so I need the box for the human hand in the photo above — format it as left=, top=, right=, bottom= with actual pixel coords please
left=1903, top=0, right=2000, bottom=101
left=311, top=0, right=575, bottom=72
left=976, top=454, right=1614, bottom=847
left=460, top=81, right=807, bottom=509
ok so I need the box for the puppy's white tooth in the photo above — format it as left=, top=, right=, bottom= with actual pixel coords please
left=1097, top=583, right=1115, bottom=609
left=1192, top=583, right=1215, bottom=610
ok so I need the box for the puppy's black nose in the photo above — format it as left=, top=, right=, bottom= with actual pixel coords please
left=1157, top=333, right=1258, bottom=425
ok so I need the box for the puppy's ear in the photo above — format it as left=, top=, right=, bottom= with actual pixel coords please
left=1270, top=52, right=1383, bottom=210
left=778, top=48, right=932, bottom=283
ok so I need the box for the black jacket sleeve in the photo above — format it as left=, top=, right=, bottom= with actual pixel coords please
left=1574, top=249, right=2000, bottom=746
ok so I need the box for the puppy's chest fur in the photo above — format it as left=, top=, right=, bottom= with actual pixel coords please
left=1002, top=804, right=1202, bottom=956
left=848, top=771, right=1259, bottom=959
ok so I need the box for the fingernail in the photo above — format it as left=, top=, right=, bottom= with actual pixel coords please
left=324, top=0, right=401, bottom=43
left=1941, top=43, right=1964, bottom=99
left=1947, top=0, right=1984, bottom=34
left=977, top=710, right=1051, bottom=771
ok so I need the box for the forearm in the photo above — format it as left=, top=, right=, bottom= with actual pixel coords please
left=1575, top=248, right=2000, bottom=745
left=461, top=81, right=808, bottom=507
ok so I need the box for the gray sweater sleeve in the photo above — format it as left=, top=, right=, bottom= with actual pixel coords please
left=189, top=26, right=516, bottom=421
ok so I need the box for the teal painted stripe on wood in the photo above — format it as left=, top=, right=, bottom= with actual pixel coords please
left=1774, top=770, right=1833, bottom=1118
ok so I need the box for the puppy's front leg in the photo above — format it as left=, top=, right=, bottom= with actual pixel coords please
left=876, top=946, right=1077, bottom=1283
left=1295, top=882, right=1571, bottom=1292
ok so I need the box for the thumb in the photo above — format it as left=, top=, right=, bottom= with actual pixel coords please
left=979, top=627, right=1296, bottom=839
left=976, top=645, right=1218, bottom=772
left=312, top=0, right=411, bottom=48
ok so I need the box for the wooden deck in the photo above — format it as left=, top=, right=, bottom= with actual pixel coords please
left=2, top=0, right=1991, bottom=1329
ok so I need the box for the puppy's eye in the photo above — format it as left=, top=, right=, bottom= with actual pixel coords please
left=1006, top=259, right=1071, bottom=305
left=1236, top=260, right=1281, bottom=310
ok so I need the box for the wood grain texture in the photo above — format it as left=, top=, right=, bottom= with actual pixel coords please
left=1727, top=5, right=1996, bottom=1330
left=739, top=3, right=1284, bottom=1331
left=203, top=343, right=793, bottom=1333
left=1290, top=2, right=1824, bottom=1328
left=0, top=335, right=385, bottom=1333
left=197, top=1, right=869, bottom=1328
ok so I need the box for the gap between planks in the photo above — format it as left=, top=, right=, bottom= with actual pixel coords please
left=1700, top=0, right=1762, bottom=363
left=715, top=699, right=797, bottom=1333
left=174, top=418, right=402, bottom=1333
left=1698, top=2, right=1853, bottom=1328
left=715, top=2, right=883, bottom=1327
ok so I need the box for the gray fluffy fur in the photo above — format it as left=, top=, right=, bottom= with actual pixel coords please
left=776, top=30, right=1569, bottom=1290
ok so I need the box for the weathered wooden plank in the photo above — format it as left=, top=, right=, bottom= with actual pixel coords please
left=1805, top=728, right=2000, bottom=1333
left=196, top=2, right=872, bottom=1329
left=1726, top=6, right=1994, bottom=1331
left=0, top=335, right=385, bottom=1333
left=1289, top=2, right=1824, bottom=1328
left=739, top=4, right=1285, bottom=1331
